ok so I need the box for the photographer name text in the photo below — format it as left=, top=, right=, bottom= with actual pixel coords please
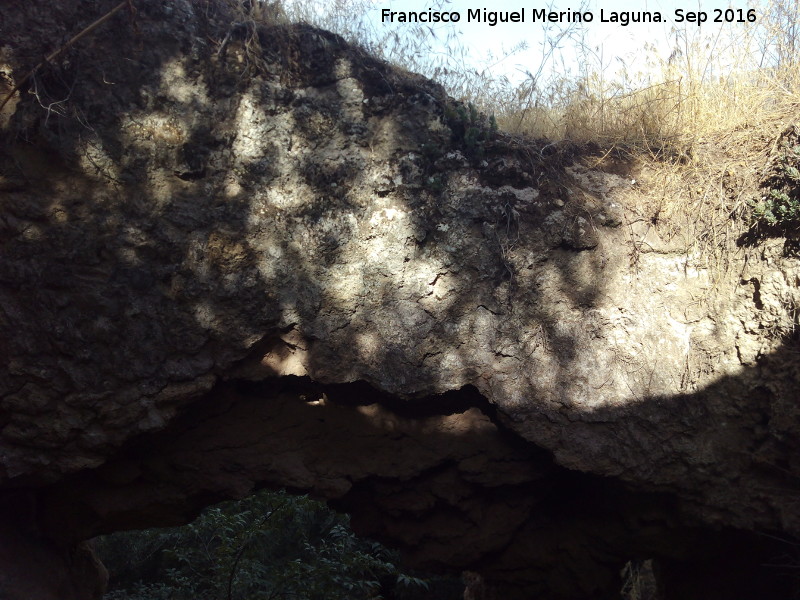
left=381, top=7, right=757, bottom=26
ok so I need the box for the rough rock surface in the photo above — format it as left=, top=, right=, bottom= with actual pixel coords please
left=1, top=1, right=799, bottom=599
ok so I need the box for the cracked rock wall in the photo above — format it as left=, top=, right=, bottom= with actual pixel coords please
left=1, top=1, right=799, bottom=599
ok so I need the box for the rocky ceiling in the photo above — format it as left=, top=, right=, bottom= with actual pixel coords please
left=1, top=1, right=799, bottom=599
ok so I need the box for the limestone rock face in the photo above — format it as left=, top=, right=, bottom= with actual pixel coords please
left=1, top=1, right=799, bottom=599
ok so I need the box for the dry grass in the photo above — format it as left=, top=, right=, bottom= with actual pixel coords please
left=462, top=0, right=800, bottom=281
left=257, top=0, right=800, bottom=275
left=486, top=1, right=800, bottom=151
left=621, top=560, right=658, bottom=600
left=271, top=0, right=800, bottom=153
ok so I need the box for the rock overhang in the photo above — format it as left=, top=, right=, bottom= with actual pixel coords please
left=0, top=1, right=799, bottom=598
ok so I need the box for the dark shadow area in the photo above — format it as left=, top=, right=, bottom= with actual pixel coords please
left=11, top=372, right=797, bottom=599
left=737, top=222, right=800, bottom=248
left=0, top=1, right=799, bottom=600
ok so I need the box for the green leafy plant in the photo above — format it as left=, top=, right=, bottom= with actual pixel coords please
left=751, top=189, right=800, bottom=226
left=751, top=138, right=800, bottom=229
left=95, top=490, right=442, bottom=600
left=444, top=101, right=497, bottom=160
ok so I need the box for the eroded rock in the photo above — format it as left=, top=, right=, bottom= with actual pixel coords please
left=1, top=1, right=799, bottom=598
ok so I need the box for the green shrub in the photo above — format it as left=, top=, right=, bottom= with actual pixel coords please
left=751, top=189, right=800, bottom=226
left=751, top=135, right=800, bottom=230
left=444, top=101, right=497, bottom=160
left=95, top=490, right=441, bottom=600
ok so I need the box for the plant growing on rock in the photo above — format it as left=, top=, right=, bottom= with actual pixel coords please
left=444, top=101, right=497, bottom=160
left=751, top=127, right=800, bottom=231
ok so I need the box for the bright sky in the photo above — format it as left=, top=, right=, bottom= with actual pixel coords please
left=365, top=0, right=760, bottom=85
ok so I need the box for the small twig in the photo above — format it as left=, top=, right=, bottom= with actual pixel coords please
left=0, top=0, right=131, bottom=114
left=226, top=500, right=287, bottom=600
